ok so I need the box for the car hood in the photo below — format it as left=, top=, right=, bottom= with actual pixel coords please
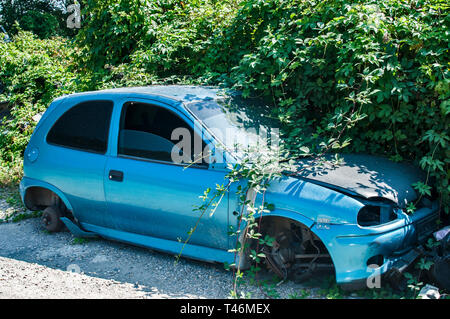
left=293, top=154, right=425, bottom=208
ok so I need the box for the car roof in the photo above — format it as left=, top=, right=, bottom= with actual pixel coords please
left=58, top=85, right=224, bottom=104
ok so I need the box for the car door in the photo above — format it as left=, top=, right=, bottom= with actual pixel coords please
left=103, top=98, right=231, bottom=250
left=40, top=98, right=114, bottom=227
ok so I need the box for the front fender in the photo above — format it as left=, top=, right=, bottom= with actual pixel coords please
left=262, top=176, right=364, bottom=225
left=254, top=208, right=315, bottom=229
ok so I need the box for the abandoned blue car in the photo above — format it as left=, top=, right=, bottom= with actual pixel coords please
left=20, top=85, right=439, bottom=289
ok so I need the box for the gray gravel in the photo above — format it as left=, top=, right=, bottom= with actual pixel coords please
left=0, top=214, right=309, bottom=299
left=0, top=195, right=16, bottom=221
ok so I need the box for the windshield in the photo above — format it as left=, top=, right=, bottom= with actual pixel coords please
left=185, top=95, right=281, bottom=156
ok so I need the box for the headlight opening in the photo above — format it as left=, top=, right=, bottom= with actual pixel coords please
left=357, top=203, right=397, bottom=227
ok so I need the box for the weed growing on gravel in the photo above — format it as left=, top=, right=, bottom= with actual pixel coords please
left=0, top=187, right=26, bottom=221
left=5, top=192, right=23, bottom=207
left=10, top=210, right=42, bottom=223
left=288, top=289, right=310, bottom=299
left=71, top=238, right=90, bottom=245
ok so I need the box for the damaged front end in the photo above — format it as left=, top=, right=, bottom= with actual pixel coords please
left=312, top=197, right=440, bottom=290
left=288, top=153, right=442, bottom=289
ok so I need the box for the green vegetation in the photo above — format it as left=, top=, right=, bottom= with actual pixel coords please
left=0, top=0, right=448, bottom=298
left=0, top=187, right=27, bottom=222
left=0, top=0, right=75, bottom=38
left=1, top=0, right=448, bottom=211
left=0, top=32, right=78, bottom=184
left=9, top=210, right=42, bottom=223
left=71, top=237, right=90, bottom=245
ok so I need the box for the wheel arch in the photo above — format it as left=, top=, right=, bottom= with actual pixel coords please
left=21, top=180, right=74, bottom=213
left=255, top=209, right=316, bottom=229
left=236, top=209, right=336, bottom=274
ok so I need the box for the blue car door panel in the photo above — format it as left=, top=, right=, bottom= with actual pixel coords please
left=38, top=99, right=114, bottom=227
left=103, top=98, right=230, bottom=250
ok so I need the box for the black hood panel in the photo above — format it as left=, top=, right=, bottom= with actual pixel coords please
left=294, top=154, right=426, bottom=208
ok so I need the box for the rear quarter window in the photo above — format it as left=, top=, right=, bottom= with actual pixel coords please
left=46, top=100, right=113, bottom=153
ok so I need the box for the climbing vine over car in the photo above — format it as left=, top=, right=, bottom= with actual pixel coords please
left=177, top=91, right=368, bottom=297
left=0, top=0, right=448, bottom=299
left=2, top=0, right=447, bottom=214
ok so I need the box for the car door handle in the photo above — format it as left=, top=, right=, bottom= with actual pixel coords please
left=109, top=170, right=123, bottom=182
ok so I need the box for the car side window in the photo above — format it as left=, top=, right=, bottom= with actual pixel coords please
left=46, top=100, right=113, bottom=154
left=118, top=102, right=209, bottom=166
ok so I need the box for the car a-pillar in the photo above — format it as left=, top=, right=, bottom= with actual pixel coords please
left=23, top=186, right=73, bottom=232
left=237, top=215, right=336, bottom=283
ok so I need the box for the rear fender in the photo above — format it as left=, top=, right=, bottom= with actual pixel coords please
left=20, top=177, right=74, bottom=212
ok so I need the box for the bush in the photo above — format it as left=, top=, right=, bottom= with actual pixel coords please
left=19, top=10, right=61, bottom=39
left=75, top=0, right=450, bottom=212
left=0, top=31, right=78, bottom=184
left=75, top=0, right=241, bottom=77
left=75, top=0, right=150, bottom=68
left=0, top=31, right=158, bottom=185
left=1, top=0, right=449, bottom=212
left=0, top=0, right=71, bottom=38
left=208, top=0, right=449, bottom=211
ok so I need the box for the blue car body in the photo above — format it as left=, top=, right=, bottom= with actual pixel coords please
left=20, top=85, right=439, bottom=287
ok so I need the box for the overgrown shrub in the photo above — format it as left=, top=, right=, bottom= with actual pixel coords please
left=212, top=0, right=449, bottom=211
left=77, top=0, right=449, bottom=211
left=19, top=10, right=61, bottom=39
left=0, top=31, right=78, bottom=184
left=207, top=0, right=449, bottom=211
left=0, top=31, right=159, bottom=185
left=0, top=0, right=72, bottom=38
left=75, top=0, right=150, bottom=68
left=75, top=0, right=241, bottom=77
left=1, top=0, right=448, bottom=212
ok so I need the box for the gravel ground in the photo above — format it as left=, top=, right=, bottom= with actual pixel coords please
left=0, top=193, right=17, bottom=221
left=0, top=198, right=312, bottom=299
left=0, top=257, right=151, bottom=299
